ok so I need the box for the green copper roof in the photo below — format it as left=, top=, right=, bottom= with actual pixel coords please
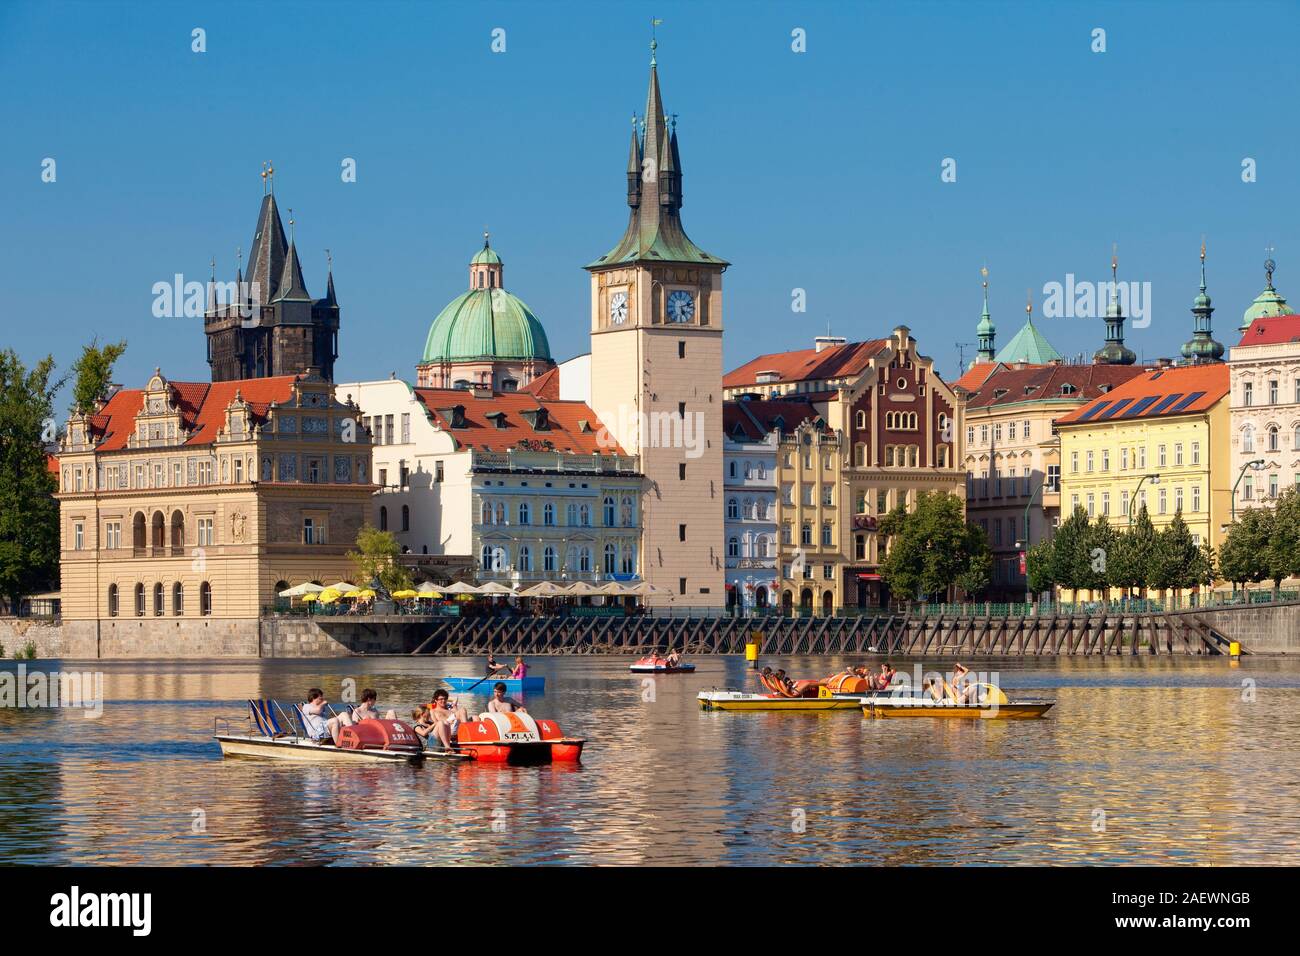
left=1241, top=286, right=1290, bottom=330
left=422, top=288, right=552, bottom=364
left=994, top=318, right=1062, bottom=364
left=471, top=245, right=502, bottom=266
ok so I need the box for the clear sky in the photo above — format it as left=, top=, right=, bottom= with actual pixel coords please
left=3, top=0, right=1297, bottom=402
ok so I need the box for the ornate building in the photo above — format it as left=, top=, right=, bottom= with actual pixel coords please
left=55, top=371, right=374, bottom=656
left=723, top=401, right=780, bottom=612
left=416, top=236, right=556, bottom=390
left=585, top=38, right=727, bottom=607
left=1229, top=313, right=1300, bottom=508
left=205, top=175, right=341, bottom=382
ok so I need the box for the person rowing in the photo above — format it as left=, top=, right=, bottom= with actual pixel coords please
left=485, top=653, right=511, bottom=677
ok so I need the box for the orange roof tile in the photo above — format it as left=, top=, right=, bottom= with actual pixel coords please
left=1237, top=313, right=1300, bottom=347
left=521, top=366, right=560, bottom=400
left=962, top=364, right=1149, bottom=411
left=952, top=361, right=1004, bottom=392
left=724, top=397, right=829, bottom=440
left=413, top=388, right=625, bottom=455
left=725, top=340, right=888, bottom=389
left=46, top=453, right=59, bottom=475
left=1056, top=363, right=1229, bottom=426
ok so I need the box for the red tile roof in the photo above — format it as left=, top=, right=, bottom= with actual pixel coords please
left=1237, top=313, right=1300, bottom=347
left=521, top=366, right=560, bottom=400
left=46, top=454, right=59, bottom=476
left=88, top=377, right=299, bottom=451
left=963, top=364, right=1149, bottom=411
left=725, top=339, right=888, bottom=389
left=1056, top=363, right=1229, bottom=425
left=724, top=397, right=829, bottom=440
left=953, top=361, right=1005, bottom=392
left=413, top=388, right=625, bottom=455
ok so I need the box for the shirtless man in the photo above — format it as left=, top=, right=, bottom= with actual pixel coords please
left=480, top=682, right=527, bottom=717
left=351, top=688, right=396, bottom=722
left=951, top=663, right=980, bottom=704
left=427, top=689, right=469, bottom=749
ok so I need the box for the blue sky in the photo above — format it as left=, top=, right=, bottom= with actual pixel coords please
left=3, top=0, right=1297, bottom=401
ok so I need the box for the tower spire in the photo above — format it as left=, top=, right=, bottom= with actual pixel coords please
left=1094, top=243, right=1136, bottom=365
left=975, top=264, right=995, bottom=362
left=1182, top=237, right=1223, bottom=364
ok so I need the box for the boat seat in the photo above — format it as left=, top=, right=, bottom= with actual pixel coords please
left=249, top=699, right=292, bottom=738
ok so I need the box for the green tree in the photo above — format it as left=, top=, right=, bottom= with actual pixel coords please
left=347, top=525, right=413, bottom=594
left=0, top=350, right=63, bottom=611
left=878, top=492, right=989, bottom=603
left=68, top=338, right=127, bottom=416
left=1150, top=510, right=1199, bottom=608
left=1110, top=505, right=1158, bottom=603
left=1218, top=507, right=1271, bottom=594
left=1266, top=487, right=1300, bottom=598
left=1025, top=538, right=1055, bottom=600
left=1084, top=516, right=1119, bottom=600
left=1048, top=506, right=1092, bottom=598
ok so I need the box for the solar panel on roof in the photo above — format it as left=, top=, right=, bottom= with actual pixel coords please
left=1098, top=398, right=1133, bottom=419
left=1149, top=393, right=1184, bottom=415
left=1123, top=396, right=1161, bottom=417
left=1150, top=371, right=1164, bottom=380
left=1169, top=391, right=1205, bottom=412
left=1075, top=401, right=1110, bottom=422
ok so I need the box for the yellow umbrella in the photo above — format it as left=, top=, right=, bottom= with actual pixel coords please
left=417, top=589, right=441, bottom=599
left=319, top=588, right=342, bottom=604
left=301, top=592, right=319, bottom=603
left=356, top=589, right=376, bottom=599
left=392, top=589, right=417, bottom=599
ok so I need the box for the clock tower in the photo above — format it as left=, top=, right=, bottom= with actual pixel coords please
left=586, top=35, right=727, bottom=607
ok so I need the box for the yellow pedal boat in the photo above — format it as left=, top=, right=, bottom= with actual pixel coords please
left=697, top=690, right=866, bottom=712
left=860, top=693, right=1054, bottom=719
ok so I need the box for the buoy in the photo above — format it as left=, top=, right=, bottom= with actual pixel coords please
left=1229, top=641, right=1241, bottom=662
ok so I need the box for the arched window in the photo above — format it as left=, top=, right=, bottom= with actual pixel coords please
left=578, top=547, right=592, bottom=573
left=1243, top=427, right=1255, bottom=453
left=855, top=410, right=867, bottom=429
left=1268, top=426, right=1280, bottom=452
left=170, top=510, right=185, bottom=550
left=801, top=523, right=812, bottom=545
left=495, top=502, right=506, bottom=525
left=543, top=502, right=555, bottom=526
left=153, top=582, right=163, bottom=616
left=604, top=543, right=617, bottom=574
left=822, top=524, right=833, bottom=546
left=1294, top=425, right=1300, bottom=449
left=621, top=496, right=635, bottom=527
left=200, top=582, right=212, bottom=616
left=518, top=502, right=531, bottom=525
left=728, top=536, right=740, bottom=558
left=151, top=511, right=165, bottom=550
left=173, top=582, right=184, bottom=616
left=481, top=501, right=493, bottom=524
left=727, top=498, right=739, bottom=519
left=132, top=512, right=146, bottom=551
left=379, top=506, right=388, bottom=531
left=544, top=546, right=557, bottom=572
left=107, top=583, right=118, bottom=617
left=603, top=496, right=616, bottom=526
left=134, top=583, right=145, bottom=617
left=519, top=545, right=532, bottom=572
left=566, top=503, right=577, bottom=526
left=401, top=505, right=410, bottom=531
left=729, top=461, right=737, bottom=478
left=621, top=544, right=636, bottom=574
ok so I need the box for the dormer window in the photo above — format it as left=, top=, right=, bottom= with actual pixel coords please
left=441, top=405, right=467, bottom=429
left=1060, top=384, right=1076, bottom=395
left=520, top=407, right=550, bottom=432
left=485, top=411, right=508, bottom=429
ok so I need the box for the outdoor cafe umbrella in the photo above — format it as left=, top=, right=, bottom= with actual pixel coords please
left=439, top=581, right=482, bottom=595
left=318, top=589, right=343, bottom=604
left=300, top=592, right=319, bottom=603
left=416, top=586, right=442, bottom=598
left=594, top=581, right=631, bottom=596
left=627, top=581, right=674, bottom=597
left=564, top=581, right=601, bottom=596
left=519, top=581, right=567, bottom=597
left=279, top=582, right=324, bottom=598
left=392, top=589, right=418, bottom=599
left=325, top=582, right=359, bottom=593
left=477, top=582, right=517, bottom=596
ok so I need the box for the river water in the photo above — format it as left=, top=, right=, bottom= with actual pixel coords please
left=1, top=655, right=1297, bottom=866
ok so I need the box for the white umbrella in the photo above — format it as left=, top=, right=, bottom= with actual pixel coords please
left=628, top=581, right=674, bottom=597
left=439, top=581, right=482, bottom=595
left=595, top=581, right=632, bottom=596
left=279, top=582, right=325, bottom=598
left=477, top=582, right=517, bottom=596
left=324, top=581, right=359, bottom=593
left=519, top=581, right=568, bottom=597
left=565, top=581, right=601, bottom=596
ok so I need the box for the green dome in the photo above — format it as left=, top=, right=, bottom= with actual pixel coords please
left=471, top=245, right=502, bottom=266
left=1241, top=286, right=1290, bottom=330
left=422, top=288, right=552, bottom=364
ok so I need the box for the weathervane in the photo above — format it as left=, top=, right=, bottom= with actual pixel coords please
left=650, top=17, right=663, bottom=64
left=1265, top=246, right=1276, bottom=288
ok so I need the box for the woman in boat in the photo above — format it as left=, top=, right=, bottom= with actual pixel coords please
left=509, top=656, right=528, bottom=679
left=665, top=649, right=682, bottom=668
left=410, top=705, right=436, bottom=742
left=877, top=662, right=897, bottom=691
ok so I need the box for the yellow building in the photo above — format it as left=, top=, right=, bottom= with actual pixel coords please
left=56, top=370, right=375, bottom=656
left=1056, top=363, right=1232, bottom=555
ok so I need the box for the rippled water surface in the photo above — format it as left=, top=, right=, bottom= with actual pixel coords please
left=2, top=655, right=1298, bottom=865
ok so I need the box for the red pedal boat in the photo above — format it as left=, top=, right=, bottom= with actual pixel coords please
left=629, top=655, right=696, bottom=674
left=446, top=712, right=585, bottom=764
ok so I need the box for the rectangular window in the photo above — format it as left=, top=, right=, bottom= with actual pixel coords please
left=401, top=413, right=411, bottom=443
left=1244, top=476, right=1253, bottom=500
left=74, top=522, right=84, bottom=550
left=384, top=414, right=394, bottom=445
left=1269, top=380, right=1278, bottom=404
left=1192, top=485, right=1201, bottom=512
left=1158, top=488, right=1167, bottom=514
left=966, top=426, right=974, bottom=446
left=822, top=485, right=833, bottom=506
left=1086, top=451, right=1094, bottom=473
left=1158, top=445, right=1167, bottom=467
left=994, top=423, right=1002, bottom=443
left=980, top=425, right=988, bottom=444
left=435, top=461, right=444, bottom=483
left=378, top=468, right=388, bottom=488
left=304, top=518, right=316, bottom=545
left=1192, top=442, right=1200, bottom=465
left=1071, top=451, right=1079, bottom=473
left=679, top=577, right=687, bottom=596
left=678, top=341, right=686, bottom=358
left=1046, top=464, right=1060, bottom=492
left=1174, top=443, right=1183, bottom=466
left=1101, top=450, right=1109, bottom=472
left=198, top=518, right=214, bottom=546
left=1138, top=446, right=1146, bottom=468
left=1270, top=473, right=1279, bottom=498
left=1086, top=493, right=1095, bottom=517
left=1022, top=420, right=1030, bottom=440
left=679, top=524, right=686, bottom=542
left=1101, top=492, right=1109, bottom=515
left=1175, top=487, right=1184, bottom=512
left=679, top=463, right=686, bottom=480
left=1244, top=382, right=1253, bottom=407
left=1121, top=490, right=1129, bottom=516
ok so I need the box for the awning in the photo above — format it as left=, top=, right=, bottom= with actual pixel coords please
left=856, top=573, right=882, bottom=581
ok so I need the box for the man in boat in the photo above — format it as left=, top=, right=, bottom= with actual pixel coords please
left=665, top=649, right=682, bottom=668
left=951, top=663, right=982, bottom=704
left=427, top=689, right=469, bottom=750
left=485, top=653, right=511, bottom=678
left=481, top=681, right=527, bottom=716
left=301, top=688, right=348, bottom=746
left=352, top=688, right=397, bottom=722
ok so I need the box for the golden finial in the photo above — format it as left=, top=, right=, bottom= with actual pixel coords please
left=1026, top=289, right=1033, bottom=316
left=1200, top=235, right=1206, bottom=261
left=1111, top=241, right=1118, bottom=279
left=980, top=263, right=989, bottom=289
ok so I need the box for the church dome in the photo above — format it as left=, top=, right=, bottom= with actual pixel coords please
left=421, top=239, right=551, bottom=364
left=1241, top=257, right=1290, bottom=331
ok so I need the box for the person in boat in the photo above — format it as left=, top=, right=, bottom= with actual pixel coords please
left=481, top=682, right=527, bottom=716
left=410, top=705, right=436, bottom=742
left=485, top=653, right=511, bottom=677
left=426, top=689, right=469, bottom=750
left=665, top=649, right=682, bottom=668
left=509, top=656, right=528, bottom=679
left=301, top=688, right=349, bottom=745
left=876, top=662, right=897, bottom=691
left=951, top=663, right=981, bottom=704
left=352, top=688, right=396, bottom=722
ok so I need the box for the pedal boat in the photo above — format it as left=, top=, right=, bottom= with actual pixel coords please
left=861, top=688, right=1055, bottom=720
left=630, top=656, right=696, bottom=674
left=440, top=712, right=585, bottom=764
left=697, top=690, right=866, bottom=712
left=215, top=700, right=425, bottom=764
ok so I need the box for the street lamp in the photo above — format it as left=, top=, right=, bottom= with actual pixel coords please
left=1230, top=459, right=1266, bottom=521
left=1129, top=473, right=1161, bottom=525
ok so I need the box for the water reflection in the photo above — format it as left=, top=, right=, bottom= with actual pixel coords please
left=1, top=656, right=1297, bottom=865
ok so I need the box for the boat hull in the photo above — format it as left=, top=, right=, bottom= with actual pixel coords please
left=443, top=676, right=545, bottom=693
left=860, top=697, right=1055, bottom=719
left=697, top=691, right=864, bottom=712
left=630, top=664, right=696, bottom=674
left=215, top=735, right=424, bottom=763
left=453, top=739, right=585, bottom=764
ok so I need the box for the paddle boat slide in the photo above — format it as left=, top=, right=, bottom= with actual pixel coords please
left=443, top=676, right=545, bottom=693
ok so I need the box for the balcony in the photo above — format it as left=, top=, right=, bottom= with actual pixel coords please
left=852, top=513, right=878, bottom=531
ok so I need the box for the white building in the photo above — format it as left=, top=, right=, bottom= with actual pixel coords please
left=723, top=401, right=779, bottom=611
left=1228, top=312, right=1300, bottom=507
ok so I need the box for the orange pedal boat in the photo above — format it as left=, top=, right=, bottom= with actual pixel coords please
left=449, top=712, right=585, bottom=764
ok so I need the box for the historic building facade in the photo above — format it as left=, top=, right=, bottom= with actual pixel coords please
left=723, top=402, right=779, bottom=612
left=338, top=378, right=643, bottom=586
left=55, top=371, right=374, bottom=656
left=416, top=237, right=556, bottom=391
left=1228, top=313, right=1300, bottom=507
left=1056, top=363, right=1232, bottom=556
left=585, top=44, right=726, bottom=606
left=205, top=180, right=341, bottom=382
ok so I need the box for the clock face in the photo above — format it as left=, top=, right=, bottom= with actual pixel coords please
left=667, top=290, right=695, bottom=323
left=609, top=291, right=628, bottom=325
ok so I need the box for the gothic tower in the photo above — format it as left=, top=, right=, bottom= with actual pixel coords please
left=585, top=34, right=727, bottom=606
left=205, top=170, right=340, bottom=382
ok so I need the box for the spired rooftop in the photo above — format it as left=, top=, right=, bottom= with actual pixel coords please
left=417, top=235, right=555, bottom=391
